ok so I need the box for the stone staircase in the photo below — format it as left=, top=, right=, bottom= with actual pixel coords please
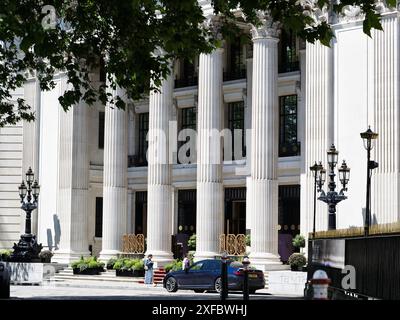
left=53, top=267, right=142, bottom=283
left=138, top=268, right=166, bottom=286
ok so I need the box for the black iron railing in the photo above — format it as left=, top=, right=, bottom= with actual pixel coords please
left=174, top=75, right=198, bottom=88
left=279, top=141, right=301, bottom=157
left=223, top=68, right=246, bottom=82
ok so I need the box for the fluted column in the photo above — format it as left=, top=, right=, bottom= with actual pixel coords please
left=99, top=87, right=128, bottom=261
left=247, top=15, right=281, bottom=269
left=370, top=15, right=400, bottom=224
left=53, top=102, right=90, bottom=263
left=299, top=40, right=333, bottom=242
left=145, top=69, right=174, bottom=265
left=195, top=42, right=224, bottom=261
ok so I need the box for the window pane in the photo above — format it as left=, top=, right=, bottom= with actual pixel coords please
left=95, top=197, right=103, bottom=237
left=279, top=95, right=299, bottom=157
left=98, top=111, right=105, bottom=149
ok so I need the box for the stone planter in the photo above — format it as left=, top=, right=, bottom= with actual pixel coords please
left=73, top=267, right=103, bottom=275
left=116, top=269, right=145, bottom=277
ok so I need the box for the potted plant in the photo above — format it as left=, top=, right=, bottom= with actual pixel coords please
left=114, top=258, right=145, bottom=277
left=288, top=253, right=307, bottom=271
left=71, top=256, right=105, bottom=275
left=292, top=234, right=306, bottom=253
left=0, top=249, right=12, bottom=262
left=165, top=259, right=182, bottom=273
left=39, top=250, right=53, bottom=263
left=188, top=234, right=196, bottom=251
left=106, top=257, right=117, bottom=270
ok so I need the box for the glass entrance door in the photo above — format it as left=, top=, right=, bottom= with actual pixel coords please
left=224, top=188, right=246, bottom=235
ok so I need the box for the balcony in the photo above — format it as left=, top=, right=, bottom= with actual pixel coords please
left=279, top=61, right=300, bottom=74
left=279, top=141, right=301, bottom=157
left=223, top=68, right=246, bottom=82
left=174, top=75, right=198, bottom=89
left=128, top=155, right=147, bottom=167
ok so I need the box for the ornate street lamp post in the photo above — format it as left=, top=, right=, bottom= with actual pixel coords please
left=10, top=167, right=42, bottom=262
left=310, top=162, right=324, bottom=238
left=316, top=145, right=350, bottom=230
left=360, top=127, right=379, bottom=236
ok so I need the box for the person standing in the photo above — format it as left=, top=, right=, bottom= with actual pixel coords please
left=182, top=254, right=190, bottom=273
left=143, top=254, right=154, bottom=284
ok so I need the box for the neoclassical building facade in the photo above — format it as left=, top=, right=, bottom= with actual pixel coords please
left=0, top=2, right=399, bottom=269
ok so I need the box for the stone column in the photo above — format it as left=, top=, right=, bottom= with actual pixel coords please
left=99, top=87, right=128, bottom=261
left=247, top=15, right=281, bottom=269
left=370, top=14, right=400, bottom=224
left=299, top=40, right=333, bottom=242
left=145, top=69, right=174, bottom=265
left=22, top=73, right=41, bottom=236
left=195, top=17, right=224, bottom=260
left=53, top=102, right=90, bottom=263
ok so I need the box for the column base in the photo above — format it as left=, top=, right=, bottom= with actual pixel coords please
left=145, top=250, right=174, bottom=268
left=52, top=249, right=91, bottom=264
left=249, top=252, right=285, bottom=271
left=98, top=249, right=120, bottom=263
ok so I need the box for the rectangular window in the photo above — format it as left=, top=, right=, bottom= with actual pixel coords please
left=137, top=112, right=149, bottom=166
left=98, top=111, right=105, bottom=149
left=95, top=197, right=103, bottom=238
left=175, top=58, right=198, bottom=88
left=279, top=30, right=299, bottom=73
left=224, top=38, right=246, bottom=81
left=279, top=95, right=300, bottom=157
left=178, top=107, right=196, bottom=164
left=228, top=101, right=245, bottom=160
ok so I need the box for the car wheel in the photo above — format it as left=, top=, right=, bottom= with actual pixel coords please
left=194, top=289, right=205, bottom=293
left=165, top=277, right=178, bottom=292
left=214, top=277, right=222, bottom=293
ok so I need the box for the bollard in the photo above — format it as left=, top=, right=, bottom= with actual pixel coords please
left=220, top=251, right=229, bottom=301
left=310, top=270, right=331, bottom=300
left=242, top=256, right=250, bottom=301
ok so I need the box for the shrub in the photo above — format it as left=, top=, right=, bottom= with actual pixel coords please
left=71, top=256, right=104, bottom=271
left=292, top=234, right=306, bottom=249
left=165, top=259, right=182, bottom=273
left=112, top=258, right=144, bottom=271
left=245, top=234, right=251, bottom=246
left=0, top=249, right=12, bottom=261
left=288, top=253, right=307, bottom=269
left=106, top=257, right=117, bottom=269
left=188, top=234, right=196, bottom=250
left=39, top=250, right=53, bottom=261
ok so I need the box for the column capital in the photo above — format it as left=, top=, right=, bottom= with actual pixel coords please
left=203, top=15, right=224, bottom=41
left=250, top=11, right=281, bottom=41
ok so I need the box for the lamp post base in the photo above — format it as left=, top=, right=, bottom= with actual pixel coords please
left=10, top=234, right=43, bottom=262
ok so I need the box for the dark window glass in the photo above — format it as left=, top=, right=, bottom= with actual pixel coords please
left=135, top=191, right=147, bottom=236
left=98, top=111, right=105, bottom=149
left=178, top=107, right=196, bottom=164
left=137, top=112, right=149, bottom=166
left=175, top=58, right=198, bottom=88
left=227, top=101, right=245, bottom=160
left=279, top=95, right=300, bottom=157
left=279, top=30, right=299, bottom=73
left=95, top=197, right=103, bottom=237
left=224, top=38, right=246, bottom=81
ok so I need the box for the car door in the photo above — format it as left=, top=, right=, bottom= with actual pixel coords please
left=196, top=260, right=219, bottom=289
left=178, top=261, right=204, bottom=288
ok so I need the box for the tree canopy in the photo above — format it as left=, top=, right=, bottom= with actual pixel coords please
left=0, top=0, right=397, bottom=126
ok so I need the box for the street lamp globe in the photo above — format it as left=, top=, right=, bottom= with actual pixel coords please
left=25, top=167, right=34, bottom=184
left=18, top=181, right=27, bottom=200
left=32, top=180, right=40, bottom=198
left=327, top=144, right=339, bottom=167
left=338, top=160, right=350, bottom=190
left=360, top=127, right=378, bottom=151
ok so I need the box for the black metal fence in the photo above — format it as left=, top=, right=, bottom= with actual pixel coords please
left=307, top=234, right=400, bottom=300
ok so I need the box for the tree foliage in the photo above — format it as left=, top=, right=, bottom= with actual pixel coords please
left=0, top=0, right=397, bottom=126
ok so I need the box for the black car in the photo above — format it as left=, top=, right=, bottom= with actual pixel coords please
left=163, top=259, right=265, bottom=293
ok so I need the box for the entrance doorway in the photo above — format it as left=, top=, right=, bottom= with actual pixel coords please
left=278, top=185, right=300, bottom=262
left=135, top=191, right=147, bottom=237
left=224, top=188, right=246, bottom=235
